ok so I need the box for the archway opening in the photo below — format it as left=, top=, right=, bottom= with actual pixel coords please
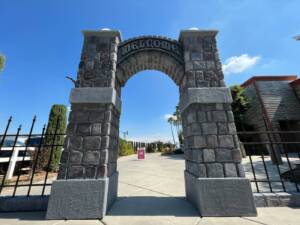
left=109, top=70, right=192, bottom=216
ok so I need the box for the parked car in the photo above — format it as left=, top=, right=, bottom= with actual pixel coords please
left=0, top=137, right=35, bottom=180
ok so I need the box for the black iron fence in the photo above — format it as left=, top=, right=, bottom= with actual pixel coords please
left=0, top=116, right=299, bottom=198
left=0, top=116, right=64, bottom=197
left=238, top=130, right=300, bottom=193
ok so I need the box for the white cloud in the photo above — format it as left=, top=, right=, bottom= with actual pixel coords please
left=222, top=54, right=261, bottom=75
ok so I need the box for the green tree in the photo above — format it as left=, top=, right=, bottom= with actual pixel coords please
left=36, top=105, right=67, bottom=171
left=0, top=54, right=6, bottom=71
left=119, top=138, right=135, bottom=156
left=230, top=85, right=250, bottom=131
left=172, top=106, right=184, bottom=145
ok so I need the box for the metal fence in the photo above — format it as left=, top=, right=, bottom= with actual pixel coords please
left=0, top=116, right=64, bottom=197
left=1, top=116, right=299, bottom=198
left=238, top=130, right=300, bottom=193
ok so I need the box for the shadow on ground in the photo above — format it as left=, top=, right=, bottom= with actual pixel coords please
left=0, top=211, right=46, bottom=220
left=107, top=196, right=199, bottom=217
left=160, top=154, right=185, bottom=160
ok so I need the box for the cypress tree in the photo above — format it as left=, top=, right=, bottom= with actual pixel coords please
left=36, top=105, right=67, bottom=171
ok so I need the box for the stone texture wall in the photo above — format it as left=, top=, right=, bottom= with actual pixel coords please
left=76, top=31, right=119, bottom=89
left=179, top=30, right=225, bottom=95
left=244, top=80, right=300, bottom=130
left=57, top=31, right=121, bottom=180
left=183, top=103, right=244, bottom=178
left=116, top=50, right=184, bottom=87
left=178, top=30, right=244, bottom=178
left=58, top=103, right=119, bottom=179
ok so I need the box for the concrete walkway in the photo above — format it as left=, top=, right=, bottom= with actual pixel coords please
left=0, top=153, right=300, bottom=225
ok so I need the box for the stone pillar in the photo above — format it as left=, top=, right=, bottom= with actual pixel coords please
left=179, top=30, right=257, bottom=216
left=46, top=30, right=121, bottom=219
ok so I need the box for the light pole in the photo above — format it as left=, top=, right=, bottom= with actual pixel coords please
left=122, top=130, right=128, bottom=140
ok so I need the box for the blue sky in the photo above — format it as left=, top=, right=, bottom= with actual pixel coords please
left=0, top=0, right=299, bottom=142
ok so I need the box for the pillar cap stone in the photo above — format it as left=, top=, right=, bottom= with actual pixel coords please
left=179, top=29, right=218, bottom=42
left=82, top=29, right=122, bottom=41
left=69, top=87, right=122, bottom=112
left=179, top=87, right=232, bottom=112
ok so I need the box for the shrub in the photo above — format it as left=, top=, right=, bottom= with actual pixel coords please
left=119, top=138, right=135, bottom=156
left=146, top=144, right=156, bottom=153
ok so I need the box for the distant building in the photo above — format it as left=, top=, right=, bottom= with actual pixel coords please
left=241, top=76, right=300, bottom=132
left=241, top=76, right=300, bottom=162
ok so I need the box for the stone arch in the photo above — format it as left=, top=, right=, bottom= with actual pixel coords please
left=46, top=29, right=257, bottom=220
left=116, top=51, right=184, bottom=86
left=116, top=36, right=185, bottom=86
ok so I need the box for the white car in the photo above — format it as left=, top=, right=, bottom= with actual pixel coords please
left=0, top=139, right=35, bottom=180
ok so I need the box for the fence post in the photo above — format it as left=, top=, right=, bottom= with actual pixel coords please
left=5, top=147, right=20, bottom=180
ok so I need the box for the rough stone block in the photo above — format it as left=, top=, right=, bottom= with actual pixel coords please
left=69, top=151, right=83, bottom=164
left=191, top=123, right=202, bottom=135
left=197, top=164, right=207, bottom=177
left=202, top=123, right=218, bottom=134
left=85, top=167, right=96, bottom=178
left=68, top=136, right=83, bottom=150
left=215, top=149, right=233, bottom=162
left=100, top=150, right=108, bottom=165
left=228, top=123, right=236, bottom=134
left=203, top=149, right=215, bottom=162
left=101, top=136, right=110, bottom=149
left=263, top=193, right=280, bottom=206
left=77, top=123, right=91, bottom=135
left=67, top=166, right=84, bottom=179
left=232, top=150, right=242, bottom=162
left=91, top=123, right=102, bottom=135
left=197, top=111, right=206, bottom=122
left=215, top=103, right=223, bottom=110
left=102, top=123, right=111, bottom=135
left=206, top=112, right=212, bottom=122
left=253, top=193, right=266, bottom=207
left=97, top=165, right=108, bottom=177
left=83, top=151, right=100, bottom=165
left=227, top=111, right=235, bottom=122
left=192, top=149, right=203, bottom=162
left=89, top=111, right=105, bottom=122
left=206, top=135, right=218, bottom=148
left=237, top=164, right=246, bottom=177
left=184, top=172, right=257, bottom=216
left=84, top=136, right=101, bottom=149
left=218, top=135, right=235, bottom=148
left=212, top=111, right=227, bottom=122
left=206, top=163, right=224, bottom=177
left=70, top=111, right=89, bottom=123
left=217, top=123, right=228, bottom=134
left=193, top=136, right=206, bottom=148
left=187, top=110, right=197, bottom=124
left=224, top=163, right=238, bottom=177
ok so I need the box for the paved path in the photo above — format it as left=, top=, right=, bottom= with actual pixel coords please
left=0, top=153, right=300, bottom=225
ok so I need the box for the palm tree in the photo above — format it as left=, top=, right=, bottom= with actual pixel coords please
left=167, top=116, right=176, bottom=147
left=0, top=54, right=5, bottom=71
left=172, top=106, right=184, bottom=145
